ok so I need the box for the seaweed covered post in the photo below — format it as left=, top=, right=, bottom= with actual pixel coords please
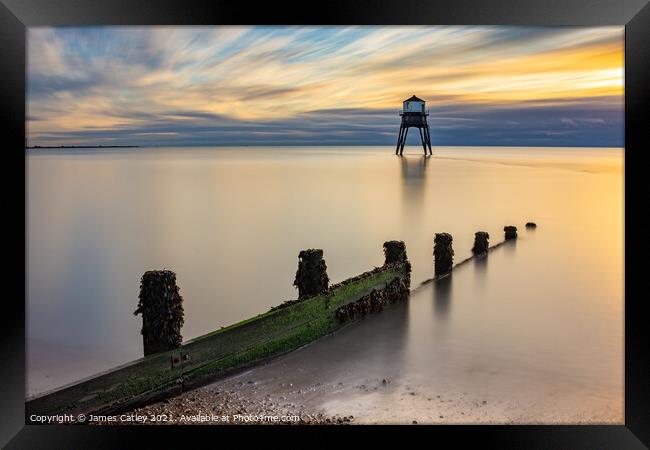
left=335, top=276, right=411, bottom=322
left=134, top=270, right=184, bottom=357
left=383, top=240, right=408, bottom=265
left=472, top=231, right=490, bottom=255
left=293, top=249, right=329, bottom=299
left=434, top=233, right=454, bottom=277
left=383, top=240, right=412, bottom=287
left=504, top=226, right=518, bottom=240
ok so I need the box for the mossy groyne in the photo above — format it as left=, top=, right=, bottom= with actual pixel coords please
left=26, top=253, right=411, bottom=419
left=26, top=224, right=531, bottom=421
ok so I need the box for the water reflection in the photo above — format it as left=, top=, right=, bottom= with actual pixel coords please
left=344, top=297, right=411, bottom=383
left=503, top=238, right=517, bottom=256
left=400, top=156, right=430, bottom=221
left=400, top=155, right=430, bottom=182
left=433, top=275, right=452, bottom=320
left=473, top=255, right=488, bottom=287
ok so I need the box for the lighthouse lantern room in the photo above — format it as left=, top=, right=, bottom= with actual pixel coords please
left=403, top=96, right=426, bottom=113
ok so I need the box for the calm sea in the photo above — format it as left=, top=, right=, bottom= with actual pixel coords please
left=26, top=146, right=623, bottom=421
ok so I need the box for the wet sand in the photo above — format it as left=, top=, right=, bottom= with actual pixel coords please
left=131, top=368, right=617, bottom=425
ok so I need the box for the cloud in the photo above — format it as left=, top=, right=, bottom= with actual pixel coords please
left=28, top=100, right=623, bottom=147
left=27, top=26, right=624, bottom=147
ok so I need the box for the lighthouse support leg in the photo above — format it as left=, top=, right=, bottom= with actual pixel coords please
left=424, top=125, right=432, bottom=155
left=418, top=128, right=427, bottom=155
left=400, top=128, right=409, bottom=155
left=395, top=125, right=404, bottom=155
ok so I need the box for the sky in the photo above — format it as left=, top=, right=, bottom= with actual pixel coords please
left=27, top=26, right=624, bottom=147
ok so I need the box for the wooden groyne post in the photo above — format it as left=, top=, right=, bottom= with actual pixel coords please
left=504, top=226, right=518, bottom=240
left=433, top=233, right=454, bottom=277
left=134, top=270, right=184, bottom=357
left=294, top=249, right=329, bottom=299
left=472, top=231, right=490, bottom=255
left=383, top=240, right=408, bottom=265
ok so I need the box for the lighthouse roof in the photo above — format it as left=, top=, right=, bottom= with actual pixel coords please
left=404, top=95, right=425, bottom=102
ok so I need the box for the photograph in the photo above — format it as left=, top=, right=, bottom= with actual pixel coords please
left=2, top=0, right=649, bottom=444
left=21, top=24, right=627, bottom=427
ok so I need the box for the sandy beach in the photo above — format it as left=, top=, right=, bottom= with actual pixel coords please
left=126, top=339, right=621, bottom=425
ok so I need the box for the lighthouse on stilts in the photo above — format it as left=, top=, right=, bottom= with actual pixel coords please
left=395, top=95, right=432, bottom=156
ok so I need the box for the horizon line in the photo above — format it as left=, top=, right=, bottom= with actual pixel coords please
left=25, top=144, right=624, bottom=149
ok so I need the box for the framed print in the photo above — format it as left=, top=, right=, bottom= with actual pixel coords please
left=1, top=0, right=648, bottom=447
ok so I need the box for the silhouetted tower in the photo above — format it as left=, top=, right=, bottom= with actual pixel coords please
left=395, top=95, right=432, bottom=156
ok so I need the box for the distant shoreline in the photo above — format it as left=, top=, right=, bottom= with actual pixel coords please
left=26, top=145, right=140, bottom=149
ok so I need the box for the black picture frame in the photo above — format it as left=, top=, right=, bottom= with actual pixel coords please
left=1, top=0, right=647, bottom=447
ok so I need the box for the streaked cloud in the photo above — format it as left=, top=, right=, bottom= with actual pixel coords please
left=27, top=26, right=623, bottom=147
